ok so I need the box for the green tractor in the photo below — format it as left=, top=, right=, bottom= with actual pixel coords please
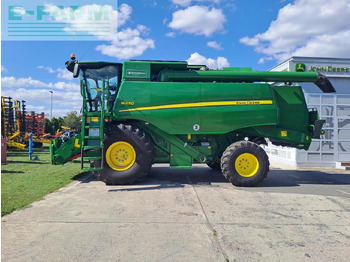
left=50, top=56, right=335, bottom=186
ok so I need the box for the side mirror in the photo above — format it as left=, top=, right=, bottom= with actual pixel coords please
left=73, top=63, right=80, bottom=78
left=65, top=59, right=75, bottom=72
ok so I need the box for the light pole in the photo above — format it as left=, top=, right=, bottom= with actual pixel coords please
left=49, top=91, right=53, bottom=120
left=49, top=91, right=53, bottom=133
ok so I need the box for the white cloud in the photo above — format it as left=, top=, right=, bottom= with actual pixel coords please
left=53, top=4, right=154, bottom=60
left=1, top=87, right=82, bottom=117
left=166, top=32, right=176, bottom=38
left=96, top=25, right=155, bottom=59
left=187, top=52, right=229, bottom=69
left=171, top=0, right=192, bottom=7
left=56, top=68, right=73, bottom=80
left=1, top=76, right=52, bottom=88
left=171, top=0, right=221, bottom=7
left=56, top=4, right=131, bottom=34
left=53, top=82, right=79, bottom=91
left=116, top=4, right=132, bottom=28
left=33, top=4, right=153, bottom=60
left=44, top=4, right=114, bottom=37
left=38, top=66, right=55, bottom=73
left=258, top=57, right=273, bottom=65
left=1, top=76, right=78, bottom=92
left=292, top=30, right=350, bottom=58
left=2, top=75, right=79, bottom=118
left=168, top=5, right=226, bottom=37
left=38, top=66, right=73, bottom=80
left=239, top=37, right=259, bottom=47
left=1, top=66, right=7, bottom=73
left=240, top=0, right=350, bottom=62
left=26, top=105, right=46, bottom=111
left=93, top=4, right=155, bottom=59
left=207, top=41, right=223, bottom=50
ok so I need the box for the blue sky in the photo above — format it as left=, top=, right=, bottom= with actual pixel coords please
left=1, top=0, right=350, bottom=117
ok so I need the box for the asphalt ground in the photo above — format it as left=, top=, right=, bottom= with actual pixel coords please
left=2, top=164, right=350, bottom=262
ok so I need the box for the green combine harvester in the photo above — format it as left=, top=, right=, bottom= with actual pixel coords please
left=50, top=56, right=335, bottom=186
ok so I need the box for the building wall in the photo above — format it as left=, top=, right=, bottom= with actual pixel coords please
left=265, top=57, right=350, bottom=167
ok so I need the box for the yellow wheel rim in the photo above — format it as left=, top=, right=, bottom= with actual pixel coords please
left=106, top=141, right=136, bottom=171
left=235, top=153, right=259, bottom=177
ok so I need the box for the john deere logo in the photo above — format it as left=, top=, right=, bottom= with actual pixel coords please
left=295, top=63, right=306, bottom=72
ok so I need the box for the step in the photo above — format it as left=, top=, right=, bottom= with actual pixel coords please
left=83, top=146, right=102, bottom=150
left=82, top=167, right=102, bottom=172
left=84, top=136, right=101, bottom=140
left=85, top=112, right=102, bottom=117
left=83, top=156, right=102, bottom=161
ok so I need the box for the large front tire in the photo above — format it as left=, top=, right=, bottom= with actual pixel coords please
left=94, top=123, right=154, bottom=185
left=221, top=141, right=269, bottom=187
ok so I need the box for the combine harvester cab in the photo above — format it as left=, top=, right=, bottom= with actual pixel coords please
left=51, top=57, right=335, bottom=186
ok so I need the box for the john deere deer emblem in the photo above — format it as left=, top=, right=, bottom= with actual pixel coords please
left=295, top=63, right=306, bottom=72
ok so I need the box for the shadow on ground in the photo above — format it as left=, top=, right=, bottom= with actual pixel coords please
left=4, top=160, right=46, bottom=165
left=1, top=170, right=25, bottom=174
left=73, top=165, right=350, bottom=197
left=261, top=169, right=350, bottom=187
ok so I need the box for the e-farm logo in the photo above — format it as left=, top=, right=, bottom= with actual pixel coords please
left=295, top=63, right=306, bottom=72
left=2, top=0, right=117, bottom=41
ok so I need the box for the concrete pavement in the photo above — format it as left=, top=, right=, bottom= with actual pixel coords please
left=2, top=164, right=350, bottom=262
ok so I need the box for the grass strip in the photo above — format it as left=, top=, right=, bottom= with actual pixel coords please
left=1, top=145, right=86, bottom=216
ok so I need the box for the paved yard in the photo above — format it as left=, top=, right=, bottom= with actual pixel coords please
left=2, top=164, right=350, bottom=262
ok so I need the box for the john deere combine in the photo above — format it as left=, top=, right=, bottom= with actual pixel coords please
left=50, top=56, right=335, bottom=186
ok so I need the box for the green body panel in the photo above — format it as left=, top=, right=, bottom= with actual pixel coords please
left=122, top=60, right=188, bottom=81
left=51, top=134, right=81, bottom=165
left=170, top=145, right=192, bottom=168
left=138, top=123, right=215, bottom=167
left=157, top=69, right=318, bottom=83
left=114, top=82, right=277, bottom=134
left=272, top=85, right=309, bottom=133
left=51, top=59, right=329, bottom=169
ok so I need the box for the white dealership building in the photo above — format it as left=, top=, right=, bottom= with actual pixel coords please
left=264, top=57, right=350, bottom=167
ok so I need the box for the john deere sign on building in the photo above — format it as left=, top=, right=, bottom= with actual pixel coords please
left=267, top=57, right=350, bottom=168
left=309, top=65, right=349, bottom=73
left=295, top=62, right=349, bottom=73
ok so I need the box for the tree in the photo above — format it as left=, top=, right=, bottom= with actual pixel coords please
left=57, top=117, right=64, bottom=130
left=45, top=118, right=53, bottom=134
left=63, top=111, right=81, bottom=131
left=51, top=117, right=60, bottom=134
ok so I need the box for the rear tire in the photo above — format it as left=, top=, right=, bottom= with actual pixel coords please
left=93, top=123, right=154, bottom=185
left=221, top=141, right=269, bottom=187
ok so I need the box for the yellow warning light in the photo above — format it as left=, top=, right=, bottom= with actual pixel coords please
left=71, top=54, right=76, bottom=60
left=321, top=130, right=325, bottom=135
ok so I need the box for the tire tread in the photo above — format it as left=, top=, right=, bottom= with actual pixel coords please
left=93, top=123, right=154, bottom=185
left=221, top=141, right=269, bottom=187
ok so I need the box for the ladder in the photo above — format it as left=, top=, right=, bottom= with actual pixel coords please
left=80, top=80, right=110, bottom=171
